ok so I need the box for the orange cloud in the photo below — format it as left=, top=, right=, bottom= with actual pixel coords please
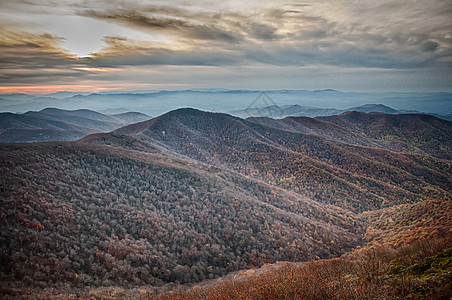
left=0, top=85, right=107, bottom=94
left=0, top=82, right=190, bottom=94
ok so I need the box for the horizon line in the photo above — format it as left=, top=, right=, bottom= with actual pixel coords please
left=2, top=88, right=452, bottom=96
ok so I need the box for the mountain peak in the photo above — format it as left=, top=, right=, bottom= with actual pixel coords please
left=348, top=104, right=398, bottom=114
left=167, top=107, right=205, bottom=115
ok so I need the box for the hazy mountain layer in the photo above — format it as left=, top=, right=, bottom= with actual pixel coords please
left=0, top=108, right=150, bottom=143
left=230, top=103, right=397, bottom=118
left=231, top=103, right=452, bottom=122
left=1, top=90, right=451, bottom=117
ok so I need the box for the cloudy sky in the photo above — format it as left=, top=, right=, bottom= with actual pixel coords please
left=0, top=0, right=451, bottom=94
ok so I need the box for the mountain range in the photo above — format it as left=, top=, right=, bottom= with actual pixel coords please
left=1, top=89, right=451, bottom=117
left=0, top=108, right=150, bottom=143
left=114, top=109, right=451, bottom=208
left=0, top=108, right=451, bottom=298
left=230, top=103, right=452, bottom=121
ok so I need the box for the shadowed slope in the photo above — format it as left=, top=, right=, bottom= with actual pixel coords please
left=318, top=112, right=452, bottom=159
left=114, top=108, right=452, bottom=212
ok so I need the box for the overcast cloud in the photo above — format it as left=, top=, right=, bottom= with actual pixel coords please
left=0, top=0, right=451, bottom=93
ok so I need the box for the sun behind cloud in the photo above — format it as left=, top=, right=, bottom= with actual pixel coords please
left=0, top=0, right=451, bottom=93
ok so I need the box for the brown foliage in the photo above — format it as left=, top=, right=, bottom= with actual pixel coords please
left=157, top=235, right=452, bottom=300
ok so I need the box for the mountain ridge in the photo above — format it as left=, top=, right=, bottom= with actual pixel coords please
left=0, top=108, right=150, bottom=143
left=0, top=107, right=450, bottom=298
left=113, top=108, right=451, bottom=212
left=2, top=90, right=451, bottom=116
left=231, top=103, right=452, bottom=121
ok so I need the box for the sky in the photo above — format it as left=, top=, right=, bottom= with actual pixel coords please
left=0, top=0, right=451, bottom=94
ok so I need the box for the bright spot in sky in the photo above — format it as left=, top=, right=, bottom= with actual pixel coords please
left=39, top=15, right=146, bottom=57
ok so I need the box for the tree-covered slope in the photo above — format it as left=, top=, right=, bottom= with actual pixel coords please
left=0, top=108, right=450, bottom=298
left=318, top=112, right=452, bottom=159
left=116, top=109, right=452, bottom=212
left=0, top=142, right=361, bottom=288
left=156, top=236, right=452, bottom=300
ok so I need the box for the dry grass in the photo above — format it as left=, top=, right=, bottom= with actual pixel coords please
left=156, top=235, right=452, bottom=300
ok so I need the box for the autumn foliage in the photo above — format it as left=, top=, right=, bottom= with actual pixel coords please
left=0, top=109, right=451, bottom=299
left=157, top=236, right=452, bottom=300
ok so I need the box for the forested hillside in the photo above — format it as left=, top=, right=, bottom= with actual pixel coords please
left=116, top=108, right=451, bottom=211
left=0, top=141, right=361, bottom=289
left=156, top=236, right=452, bottom=300
left=0, top=108, right=450, bottom=298
left=248, top=111, right=452, bottom=159
left=318, top=112, right=452, bottom=159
